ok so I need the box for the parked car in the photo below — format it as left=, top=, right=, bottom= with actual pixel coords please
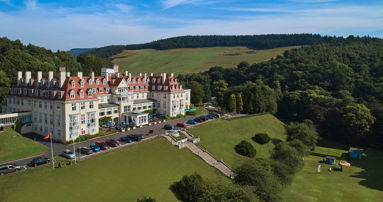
left=176, top=123, right=187, bottom=128
left=199, top=116, right=208, bottom=121
left=0, top=164, right=24, bottom=175
left=148, top=129, right=154, bottom=134
left=120, top=135, right=133, bottom=143
left=187, top=120, right=197, bottom=124
left=62, top=149, right=76, bottom=159
left=80, top=147, right=93, bottom=155
left=166, top=130, right=179, bottom=136
left=106, top=139, right=120, bottom=147
left=29, top=157, right=50, bottom=167
left=96, top=141, right=109, bottom=150
left=206, top=115, right=215, bottom=119
left=130, top=134, right=145, bottom=141
left=90, top=144, right=101, bottom=152
left=194, top=117, right=202, bottom=122
left=164, top=124, right=176, bottom=130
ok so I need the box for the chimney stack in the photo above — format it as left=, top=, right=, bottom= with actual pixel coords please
left=37, top=72, right=42, bottom=85
left=150, top=73, right=153, bottom=77
left=66, top=72, right=70, bottom=77
left=113, top=64, right=119, bottom=73
left=17, top=71, right=22, bottom=81
left=144, top=73, right=147, bottom=80
left=170, top=73, right=174, bottom=77
left=162, top=73, right=166, bottom=84
left=128, top=73, right=131, bottom=81
left=91, top=72, right=95, bottom=82
left=48, top=71, right=53, bottom=81
left=77, top=72, right=83, bottom=79
left=125, top=71, right=129, bottom=76
left=59, top=67, right=66, bottom=88
left=116, top=72, right=120, bottom=78
left=25, top=71, right=31, bottom=86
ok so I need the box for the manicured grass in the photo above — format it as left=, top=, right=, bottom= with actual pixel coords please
left=188, top=114, right=287, bottom=167
left=281, top=144, right=383, bottom=201
left=111, top=46, right=298, bottom=75
left=0, top=128, right=48, bottom=163
left=0, top=138, right=226, bottom=202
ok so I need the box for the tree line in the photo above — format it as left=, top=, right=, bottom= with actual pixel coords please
left=178, top=35, right=383, bottom=148
left=0, top=37, right=112, bottom=110
left=86, top=34, right=346, bottom=58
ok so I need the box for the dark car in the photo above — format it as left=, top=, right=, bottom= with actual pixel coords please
left=187, top=120, right=197, bottom=124
left=120, top=135, right=133, bottom=143
left=130, top=134, right=145, bottom=141
left=194, top=117, right=202, bottom=122
left=206, top=115, right=215, bottom=119
left=96, top=141, right=109, bottom=150
left=0, top=164, right=24, bottom=175
left=148, top=129, right=154, bottom=134
left=176, top=123, right=187, bottom=128
left=106, top=139, right=120, bottom=147
left=90, top=144, right=101, bottom=152
left=29, top=157, right=50, bottom=167
left=199, top=116, right=208, bottom=121
left=164, top=124, right=176, bottom=130
left=80, top=147, right=93, bottom=155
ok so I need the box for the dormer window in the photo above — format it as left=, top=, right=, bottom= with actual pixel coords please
left=70, top=90, right=75, bottom=99
left=71, top=80, right=75, bottom=88
left=96, top=79, right=100, bottom=85
left=89, top=78, right=93, bottom=85
left=152, top=78, right=156, bottom=83
left=106, top=87, right=110, bottom=93
left=135, top=86, right=139, bottom=91
left=99, top=87, right=104, bottom=93
left=137, top=78, right=141, bottom=83
left=132, top=79, right=136, bottom=84
left=88, top=89, right=93, bottom=97
left=80, top=79, right=84, bottom=87
left=103, top=79, right=107, bottom=85
left=152, top=86, right=155, bottom=90
left=157, top=79, right=161, bottom=84
left=79, top=90, right=84, bottom=98
left=92, top=88, right=96, bottom=93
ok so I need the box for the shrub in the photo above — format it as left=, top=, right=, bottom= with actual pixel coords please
left=235, top=140, right=256, bottom=157
left=252, top=133, right=271, bottom=144
left=286, top=120, right=318, bottom=150
left=170, top=173, right=205, bottom=202
left=271, top=142, right=303, bottom=173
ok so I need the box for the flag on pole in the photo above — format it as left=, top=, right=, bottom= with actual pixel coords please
left=43, top=133, right=51, bottom=140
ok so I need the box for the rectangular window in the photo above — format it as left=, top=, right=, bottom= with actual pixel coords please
left=107, top=109, right=112, bottom=115
left=57, top=129, right=61, bottom=136
left=56, top=115, right=61, bottom=126
left=114, top=108, right=118, bottom=114
left=81, top=102, right=85, bottom=109
left=39, top=101, right=42, bottom=108
left=44, top=102, right=47, bottom=109
left=72, top=103, right=76, bottom=111
left=44, top=114, right=47, bottom=124
left=99, top=111, right=105, bottom=116
left=89, top=101, right=94, bottom=109
left=39, top=113, right=42, bottom=123
left=50, top=114, right=53, bottom=124
left=81, top=114, right=85, bottom=124
left=124, top=106, right=128, bottom=112
left=57, top=103, right=61, bottom=109
left=44, top=127, right=48, bottom=133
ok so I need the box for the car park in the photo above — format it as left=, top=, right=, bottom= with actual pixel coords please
left=29, top=157, right=50, bottom=167
left=96, top=141, right=109, bottom=150
left=187, top=120, right=197, bottom=124
left=62, top=149, right=76, bottom=159
left=120, top=135, right=133, bottom=143
left=80, top=147, right=93, bottom=155
left=164, top=124, right=176, bottom=130
left=176, top=123, right=187, bottom=128
left=90, top=144, right=101, bottom=152
left=0, top=164, right=24, bottom=175
left=130, top=134, right=145, bottom=141
left=106, top=139, right=120, bottom=147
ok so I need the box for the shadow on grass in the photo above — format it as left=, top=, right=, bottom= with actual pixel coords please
left=349, top=149, right=383, bottom=191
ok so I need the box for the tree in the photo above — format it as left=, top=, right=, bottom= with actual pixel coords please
left=234, top=140, right=256, bottom=157
left=286, top=120, right=318, bottom=150
left=342, top=103, right=376, bottom=139
left=188, top=81, right=204, bottom=105
left=14, top=118, right=25, bottom=134
left=252, top=133, right=270, bottom=144
left=212, top=80, right=227, bottom=106
left=228, top=93, right=236, bottom=112
left=99, top=116, right=112, bottom=125
left=271, top=142, right=304, bottom=173
left=236, top=93, right=243, bottom=113
left=170, top=173, right=205, bottom=202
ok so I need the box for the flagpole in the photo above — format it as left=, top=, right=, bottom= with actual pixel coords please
left=50, top=133, right=54, bottom=169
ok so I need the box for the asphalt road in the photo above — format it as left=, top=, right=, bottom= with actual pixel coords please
left=2, top=115, right=203, bottom=170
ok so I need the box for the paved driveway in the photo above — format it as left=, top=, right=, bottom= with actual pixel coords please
left=5, top=115, right=202, bottom=168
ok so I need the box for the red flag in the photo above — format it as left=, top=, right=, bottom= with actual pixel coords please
left=43, top=133, right=51, bottom=140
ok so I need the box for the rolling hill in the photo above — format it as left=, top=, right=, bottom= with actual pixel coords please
left=111, top=46, right=298, bottom=75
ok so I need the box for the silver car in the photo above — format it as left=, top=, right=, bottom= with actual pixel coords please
left=62, top=149, right=76, bottom=159
left=0, top=164, right=24, bottom=175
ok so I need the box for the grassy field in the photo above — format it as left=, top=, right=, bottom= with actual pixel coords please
left=281, top=142, right=383, bottom=201
left=111, top=46, right=299, bottom=75
left=0, top=128, right=48, bottom=163
left=188, top=114, right=287, bottom=167
left=0, top=138, right=226, bottom=202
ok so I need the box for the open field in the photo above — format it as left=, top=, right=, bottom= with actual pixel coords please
left=0, top=138, right=226, bottom=202
left=111, top=46, right=299, bottom=75
left=281, top=142, right=383, bottom=201
left=188, top=114, right=286, bottom=167
left=0, top=128, right=48, bottom=163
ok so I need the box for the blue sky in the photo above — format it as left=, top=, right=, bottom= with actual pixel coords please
left=0, top=0, right=382, bottom=51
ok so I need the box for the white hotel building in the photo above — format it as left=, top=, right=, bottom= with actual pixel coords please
left=3, top=65, right=191, bottom=143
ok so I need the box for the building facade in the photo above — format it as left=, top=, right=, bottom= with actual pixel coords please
left=3, top=66, right=190, bottom=142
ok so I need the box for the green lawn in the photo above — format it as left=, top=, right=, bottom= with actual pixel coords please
left=111, top=46, right=298, bottom=75
left=0, top=138, right=226, bottom=202
left=188, top=114, right=287, bottom=167
left=0, top=128, right=48, bottom=163
left=281, top=143, right=383, bottom=201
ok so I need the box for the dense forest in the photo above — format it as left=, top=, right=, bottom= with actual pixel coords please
left=0, top=37, right=112, bottom=110
left=86, top=34, right=343, bottom=58
left=178, top=36, right=383, bottom=148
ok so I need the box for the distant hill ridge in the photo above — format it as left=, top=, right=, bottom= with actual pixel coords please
left=68, top=48, right=95, bottom=56
left=85, top=34, right=348, bottom=58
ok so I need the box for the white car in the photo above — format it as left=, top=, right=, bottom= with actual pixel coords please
left=62, top=149, right=76, bottom=159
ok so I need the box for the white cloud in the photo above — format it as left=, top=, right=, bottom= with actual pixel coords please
left=115, top=4, right=133, bottom=13
left=24, top=0, right=37, bottom=10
